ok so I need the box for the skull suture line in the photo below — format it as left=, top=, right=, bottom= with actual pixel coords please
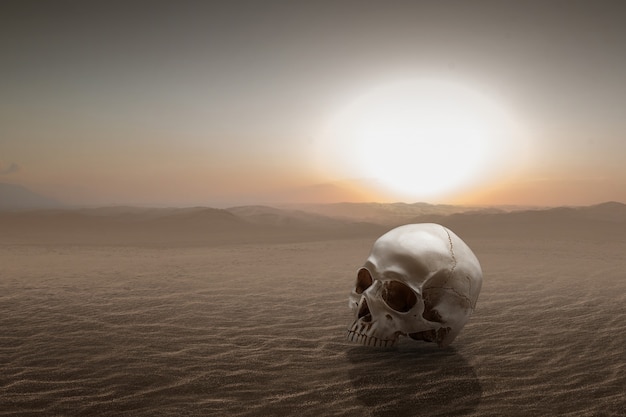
left=347, top=223, right=482, bottom=348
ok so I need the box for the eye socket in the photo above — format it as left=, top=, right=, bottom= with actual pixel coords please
left=355, top=268, right=373, bottom=294
left=382, top=280, right=417, bottom=312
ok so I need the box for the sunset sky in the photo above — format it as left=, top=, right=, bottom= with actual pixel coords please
left=2, top=1, right=625, bottom=207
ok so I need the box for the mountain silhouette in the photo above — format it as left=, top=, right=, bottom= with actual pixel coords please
left=0, top=183, right=63, bottom=210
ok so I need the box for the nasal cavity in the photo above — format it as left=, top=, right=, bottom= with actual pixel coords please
left=358, top=298, right=372, bottom=322
left=355, top=268, right=373, bottom=294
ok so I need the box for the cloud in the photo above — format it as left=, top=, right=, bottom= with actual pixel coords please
left=0, top=162, right=20, bottom=175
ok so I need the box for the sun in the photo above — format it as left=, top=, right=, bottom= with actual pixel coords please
left=315, top=79, right=527, bottom=200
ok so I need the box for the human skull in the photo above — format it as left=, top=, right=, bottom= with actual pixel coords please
left=347, top=223, right=482, bottom=347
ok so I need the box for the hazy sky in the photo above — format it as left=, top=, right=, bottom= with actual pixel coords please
left=2, top=0, right=625, bottom=207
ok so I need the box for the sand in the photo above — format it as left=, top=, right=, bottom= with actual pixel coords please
left=1, top=210, right=625, bottom=416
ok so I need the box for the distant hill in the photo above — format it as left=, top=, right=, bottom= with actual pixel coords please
left=0, top=201, right=623, bottom=245
left=576, top=201, right=626, bottom=222
left=285, top=202, right=485, bottom=224
left=0, top=204, right=385, bottom=245
left=405, top=201, right=626, bottom=241
left=0, top=183, right=63, bottom=210
left=266, top=179, right=386, bottom=204
left=227, top=205, right=361, bottom=228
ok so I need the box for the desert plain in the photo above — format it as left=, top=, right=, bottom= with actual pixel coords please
left=1, top=202, right=625, bottom=416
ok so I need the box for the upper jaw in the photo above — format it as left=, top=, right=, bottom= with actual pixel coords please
left=346, top=320, right=399, bottom=347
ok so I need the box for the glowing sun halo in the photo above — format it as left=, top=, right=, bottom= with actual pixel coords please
left=316, top=80, right=526, bottom=200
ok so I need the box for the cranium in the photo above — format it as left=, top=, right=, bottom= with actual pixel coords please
left=347, top=223, right=482, bottom=347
